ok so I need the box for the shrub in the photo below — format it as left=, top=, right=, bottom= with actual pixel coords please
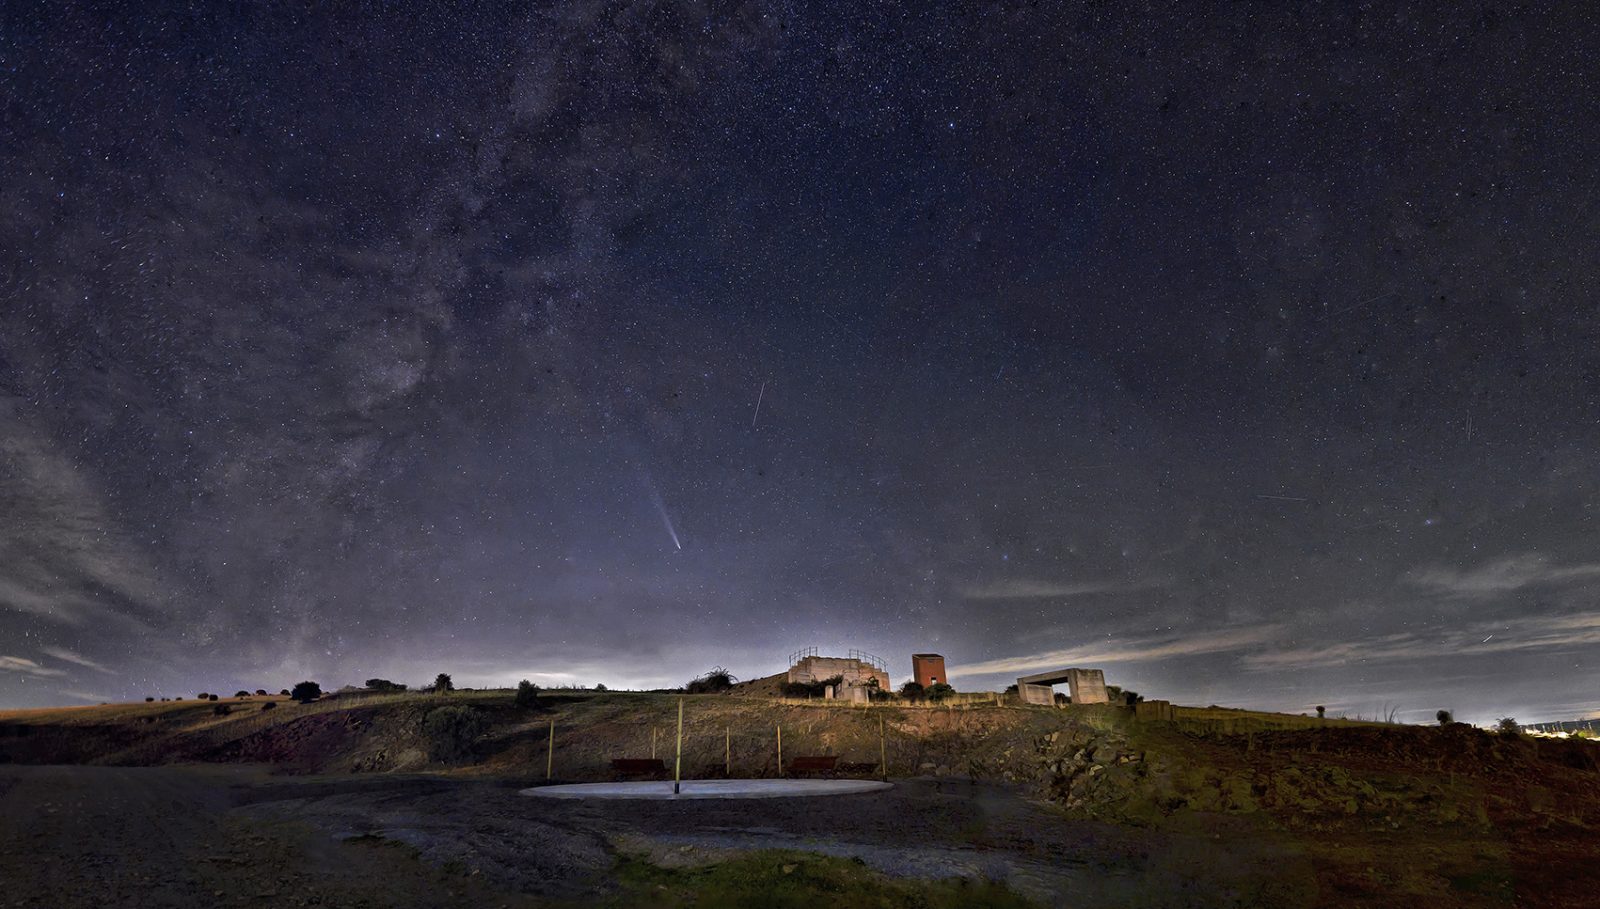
left=365, top=678, right=407, bottom=693
left=290, top=681, right=322, bottom=703
left=175, top=697, right=184, bottom=701
left=515, top=679, right=539, bottom=708
left=899, top=681, right=925, bottom=701
left=197, top=693, right=210, bottom=700
left=279, top=689, right=290, bottom=697
left=686, top=668, right=736, bottom=694
left=212, top=704, right=231, bottom=716
left=925, top=682, right=956, bottom=702
left=1496, top=717, right=1521, bottom=735
left=255, top=689, right=268, bottom=696
left=261, top=701, right=276, bottom=712
left=234, top=691, right=250, bottom=698
left=783, top=675, right=843, bottom=699
left=208, top=694, right=219, bottom=701
left=433, top=673, right=454, bottom=694
left=594, top=683, right=607, bottom=691
left=1436, top=709, right=1453, bottom=725
left=423, top=706, right=485, bottom=763
left=1315, top=705, right=1325, bottom=718
left=145, top=697, right=155, bottom=702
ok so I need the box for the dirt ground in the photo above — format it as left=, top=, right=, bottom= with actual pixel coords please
left=0, top=764, right=1315, bottom=908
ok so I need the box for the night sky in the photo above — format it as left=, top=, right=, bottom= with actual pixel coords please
left=3, top=4, right=1599, bottom=723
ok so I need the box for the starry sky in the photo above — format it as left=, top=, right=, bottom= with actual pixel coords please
left=3, top=3, right=1599, bottom=723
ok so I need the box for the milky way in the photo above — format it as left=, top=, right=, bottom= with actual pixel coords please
left=3, top=4, right=1599, bottom=723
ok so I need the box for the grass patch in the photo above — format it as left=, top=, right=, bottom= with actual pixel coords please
left=577, top=851, right=1037, bottom=909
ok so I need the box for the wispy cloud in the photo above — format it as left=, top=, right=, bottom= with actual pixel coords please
left=0, top=656, right=67, bottom=678
left=1243, top=611, right=1600, bottom=671
left=40, top=647, right=117, bottom=675
left=959, top=577, right=1161, bottom=600
left=60, top=690, right=110, bottom=703
left=1407, top=554, right=1600, bottom=598
left=948, top=625, right=1282, bottom=679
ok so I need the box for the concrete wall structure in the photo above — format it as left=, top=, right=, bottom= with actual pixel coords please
left=1018, top=682, right=1055, bottom=706
left=1135, top=699, right=1176, bottom=722
left=788, top=655, right=891, bottom=692
left=911, top=653, right=947, bottom=688
left=1016, top=667, right=1109, bottom=705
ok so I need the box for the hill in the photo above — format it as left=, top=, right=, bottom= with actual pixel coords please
left=5, top=691, right=1600, bottom=906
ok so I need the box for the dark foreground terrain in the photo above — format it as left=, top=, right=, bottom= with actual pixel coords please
left=0, top=764, right=1312, bottom=908
left=3, top=692, right=1599, bottom=907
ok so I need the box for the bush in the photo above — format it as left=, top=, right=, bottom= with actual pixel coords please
left=925, top=682, right=956, bottom=702
left=234, top=691, right=250, bottom=698
left=208, top=694, right=219, bottom=701
left=594, top=683, right=607, bottom=691
left=515, top=679, right=539, bottom=708
left=145, top=697, right=155, bottom=702
left=686, top=668, right=736, bottom=694
left=261, top=701, right=276, bottom=712
left=255, top=689, right=268, bottom=696
left=783, top=675, right=843, bottom=699
left=290, top=681, right=322, bottom=703
left=212, top=704, right=231, bottom=716
left=279, top=689, right=290, bottom=697
left=197, top=693, right=209, bottom=700
left=423, top=706, right=485, bottom=763
left=1437, top=709, right=1453, bottom=725
left=1497, top=717, right=1521, bottom=735
left=433, top=673, right=454, bottom=694
left=366, top=678, right=407, bottom=693
left=1315, top=705, right=1325, bottom=718
left=899, top=681, right=925, bottom=701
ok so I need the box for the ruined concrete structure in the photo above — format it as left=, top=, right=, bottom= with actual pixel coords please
left=787, top=651, right=891, bottom=692
left=1135, top=699, right=1176, bottom=722
left=1016, top=667, right=1109, bottom=706
left=911, top=653, right=946, bottom=688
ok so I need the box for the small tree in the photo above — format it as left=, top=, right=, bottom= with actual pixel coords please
left=1496, top=717, right=1520, bottom=735
left=433, top=673, right=454, bottom=694
left=212, top=704, right=231, bottom=716
left=197, top=693, right=210, bottom=700
left=366, top=678, right=407, bottom=693
left=255, top=689, right=268, bottom=696
left=594, top=683, right=607, bottom=691
left=234, top=690, right=251, bottom=698
left=261, top=701, right=276, bottom=712
left=899, top=681, right=926, bottom=701
left=290, top=681, right=322, bottom=704
left=208, top=694, right=219, bottom=702
left=925, top=682, right=956, bottom=702
left=515, top=679, right=539, bottom=708
left=1436, top=709, right=1453, bottom=725
left=145, top=696, right=155, bottom=702
left=1315, top=705, right=1326, bottom=718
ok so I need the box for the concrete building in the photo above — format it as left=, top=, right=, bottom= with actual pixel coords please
left=1016, top=667, right=1109, bottom=706
left=787, top=649, right=891, bottom=692
left=911, top=653, right=946, bottom=688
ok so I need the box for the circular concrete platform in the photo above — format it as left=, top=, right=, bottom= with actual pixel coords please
left=519, top=779, right=893, bottom=800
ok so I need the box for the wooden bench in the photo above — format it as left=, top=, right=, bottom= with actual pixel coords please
left=787, top=755, right=839, bottom=777
left=610, top=758, right=667, bottom=778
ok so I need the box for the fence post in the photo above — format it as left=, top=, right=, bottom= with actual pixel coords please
left=725, top=726, right=731, bottom=777
left=546, top=718, right=554, bottom=780
left=776, top=722, right=782, bottom=776
left=879, top=716, right=888, bottom=782
left=674, top=697, right=684, bottom=795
